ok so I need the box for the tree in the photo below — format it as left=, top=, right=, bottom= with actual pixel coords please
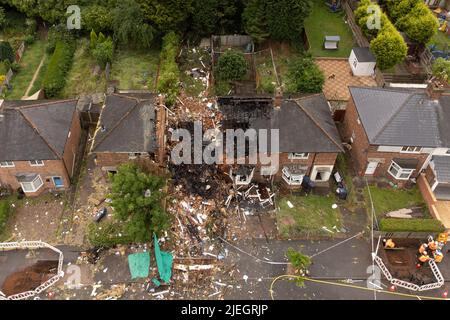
left=216, top=50, right=248, bottom=81
left=0, top=41, right=14, bottom=63
left=82, top=4, right=113, bottom=33
left=97, top=32, right=106, bottom=44
left=265, top=0, right=312, bottom=42
left=109, top=163, right=169, bottom=243
left=395, top=3, right=438, bottom=44
left=138, top=0, right=193, bottom=33
left=112, top=0, right=154, bottom=49
left=286, top=248, right=311, bottom=287
left=0, top=7, right=5, bottom=29
left=286, top=55, right=324, bottom=93
left=92, top=37, right=113, bottom=68
left=432, top=58, right=450, bottom=84
left=90, top=29, right=98, bottom=51
left=386, top=0, right=420, bottom=21
left=242, top=0, right=269, bottom=43
left=370, top=29, right=408, bottom=70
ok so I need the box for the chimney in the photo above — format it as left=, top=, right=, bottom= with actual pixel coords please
left=426, top=80, right=444, bottom=101
left=274, top=87, right=283, bottom=109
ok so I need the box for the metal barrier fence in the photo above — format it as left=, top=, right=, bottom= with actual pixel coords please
left=0, top=241, right=64, bottom=300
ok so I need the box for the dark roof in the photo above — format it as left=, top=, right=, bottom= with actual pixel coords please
left=219, top=94, right=343, bottom=153
left=349, top=87, right=450, bottom=147
left=393, top=158, right=418, bottom=169
left=0, top=99, right=78, bottom=161
left=432, top=156, right=450, bottom=183
left=91, top=93, right=157, bottom=153
left=352, top=47, right=376, bottom=63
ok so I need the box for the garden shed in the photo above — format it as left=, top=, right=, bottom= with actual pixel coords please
left=349, top=47, right=376, bottom=76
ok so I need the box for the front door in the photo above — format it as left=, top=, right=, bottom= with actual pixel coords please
left=365, top=161, right=378, bottom=175
left=52, top=177, right=64, bottom=188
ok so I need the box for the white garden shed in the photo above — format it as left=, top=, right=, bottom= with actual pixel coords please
left=349, top=47, right=376, bottom=76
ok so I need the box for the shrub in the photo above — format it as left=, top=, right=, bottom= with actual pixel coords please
left=47, top=24, right=74, bottom=54
left=0, top=41, right=14, bottom=63
left=90, top=30, right=98, bottom=51
left=285, top=55, right=324, bottom=93
left=0, top=7, right=5, bottom=28
left=0, top=60, right=8, bottom=74
left=6, top=61, right=20, bottom=73
left=157, top=32, right=180, bottom=106
left=394, top=2, right=438, bottom=44
left=216, top=50, right=248, bottom=81
left=432, top=58, right=450, bottom=84
left=379, top=218, right=445, bottom=233
left=42, top=41, right=75, bottom=97
left=24, top=34, right=35, bottom=45
left=0, top=200, right=12, bottom=235
left=87, top=221, right=133, bottom=247
left=92, top=37, right=113, bottom=68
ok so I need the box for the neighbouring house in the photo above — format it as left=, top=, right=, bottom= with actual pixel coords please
left=349, top=47, right=376, bottom=77
left=217, top=94, right=344, bottom=188
left=425, top=0, right=450, bottom=10
left=90, top=91, right=167, bottom=173
left=342, top=85, right=450, bottom=199
left=0, top=99, right=82, bottom=196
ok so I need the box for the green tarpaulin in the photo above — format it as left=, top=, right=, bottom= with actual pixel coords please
left=128, top=252, right=150, bottom=279
left=154, top=233, right=173, bottom=283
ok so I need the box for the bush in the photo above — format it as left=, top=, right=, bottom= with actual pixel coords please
left=216, top=50, right=248, bottom=81
left=432, top=58, right=450, bottom=84
left=47, top=24, right=74, bottom=54
left=24, top=34, right=35, bottom=45
left=0, top=41, right=14, bottom=63
left=87, top=221, right=133, bottom=247
left=92, top=37, right=113, bottom=68
left=0, top=60, right=8, bottom=74
left=6, top=61, right=20, bottom=73
left=356, top=1, right=407, bottom=70
left=379, top=218, right=445, bottom=233
left=157, top=32, right=180, bottom=106
left=0, top=7, right=5, bottom=28
left=90, top=30, right=98, bottom=51
left=0, top=200, right=12, bottom=235
left=42, top=41, right=75, bottom=97
left=285, top=55, right=324, bottom=93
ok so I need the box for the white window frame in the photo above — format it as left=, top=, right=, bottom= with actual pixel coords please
left=0, top=161, right=15, bottom=168
left=282, top=167, right=303, bottom=185
left=400, top=146, right=422, bottom=153
left=20, top=175, right=44, bottom=193
left=388, top=161, right=414, bottom=180
left=288, top=152, right=309, bottom=160
left=29, top=160, right=44, bottom=167
left=235, top=174, right=251, bottom=185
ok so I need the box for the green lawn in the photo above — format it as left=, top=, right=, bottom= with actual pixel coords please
left=304, top=1, right=355, bottom=58
left=428, top=30, right=450, bottom=52
left=29, top=55, right=49, bottom=95
left=277, top=195, right=342, bottom=238
left=255, top=54, right=278, bottom=94
left=111, top=48, right=160, bottom=91
left=5, top=40, right=47, bottom=99
left=364, top=186, right=427, bottom=218
left=60, top=38, right=107, bottom=98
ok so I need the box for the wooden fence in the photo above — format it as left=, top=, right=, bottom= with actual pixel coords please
left=343, top=0, right=370, bottom=47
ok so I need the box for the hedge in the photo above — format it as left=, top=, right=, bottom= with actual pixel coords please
left=379, top=218, right=445, bottom=233
left=0, top=200, right=12, bottom=235
left=42, top=41, right=75, bottom=97
left=156, top=32, right=180, bottom=107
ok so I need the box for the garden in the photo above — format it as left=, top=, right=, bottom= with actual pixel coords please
left=304, top=1, right=354, bottom=58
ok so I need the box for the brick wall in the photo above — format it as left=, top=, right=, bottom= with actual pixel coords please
left=0, top=160, right=71, bottom=196
left=62, top=110, right=82, bottom=179
left=417, top=173, right=440, bottom=220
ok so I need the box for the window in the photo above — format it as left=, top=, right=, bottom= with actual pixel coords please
left=128, top=153, right=142, bottom=159
left=282, top=167, right=304, bottom=185
left=29, top=160, right=44, bottom=166
left=288, top=153, right=309, bottom=160
left=353, top=59, right=357, bottom=68
left=0, top=161, right=14, bottom=168
left=235, top=175, right=251, bottom=185
left=401, top=146, right=422, bottom=153
left=388, top=161, right=414, bottom=180
left=20, top=175, right=44, bottom=193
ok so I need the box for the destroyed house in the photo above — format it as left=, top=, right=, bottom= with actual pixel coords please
left=217, top=94, right=344, bottom=188
left=90, top=92, right=166, bottom=173
left=342, top=86, right=450, bottom=200
left=0, top=99, right=82, bottom=196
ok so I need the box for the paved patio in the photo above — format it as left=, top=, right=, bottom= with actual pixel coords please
left=315, top=58, right=377, bottom=101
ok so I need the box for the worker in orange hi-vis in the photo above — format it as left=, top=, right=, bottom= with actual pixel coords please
left=434, top=250, right=444, bottom=263
left=428, top=240, right=438, bottom=251
left=419, top=243, right=428, bottom=255
left=383, top=238, right=395, bottom=249
left=418, top=251, right=431, bottom=264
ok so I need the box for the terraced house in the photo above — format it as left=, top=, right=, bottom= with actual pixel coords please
left=0, top=99, right=81, bottom=196
left=343, top=85, right=450, bottom=200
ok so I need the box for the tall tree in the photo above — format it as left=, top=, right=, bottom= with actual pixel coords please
left=242, top=0, right=269, bottom=43
left=137, top=0, right=193, bottom=33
